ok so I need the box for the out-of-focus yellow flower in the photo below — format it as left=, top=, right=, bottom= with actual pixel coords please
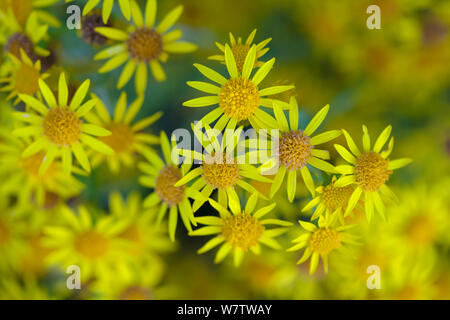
left=388, top=184, right=450, bottom=251
left=66, top=0, right=131, bottom=24
left=175, top=125, right=272, bottom=212
left=209, top=29, right=271, bottom=73
left=43, top=205, right=132, bottom=281
left=85, top=92, right=161, bottom=173
left=262, top=97, right=341, bottom=202
left=388, top=252, right=437, bottom=300
left=190, top=193, right=292, bottom=267
left=80, top=190, right=175, bottom=299
left=15, top=210, right=53, bottom=278
left=0, top=196, right=27, bottom=272
left=94, top=0, right=197, bottom=94
left=138, top=131, right=196, bottom=241
left=0, top=128, right=84, bottom=208
left=109, top=191, right=174, bottom=259
left=90, top=251, right=168, bottom=299
left=0, top=277, right=51, bottom=300
left=183, top=44, right=294, bottom=130
left=0, top=0, right=59, bottom=29
left=329, top=220, right=398, bottom=299
left=13, top=73, right=115, bottom=174
left=0, top=12, right=50, bottom=59
left=333, top=125, right=412, bottom=221
left=0, top=49, right=48, bottom=106
left=287, top=214, right=358, bottom=275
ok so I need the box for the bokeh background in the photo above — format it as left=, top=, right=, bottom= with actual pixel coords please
left=0, top=0, right=449, bottom=299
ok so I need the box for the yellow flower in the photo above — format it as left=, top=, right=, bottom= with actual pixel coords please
left=0, top=49, right=48, bottom=106
left=209, top=29, right=271, bottom=73
left=14, top=209, right=53, bottom=277
left=90, top=264, right=166, bottom=299
left=85, top=92, right=161, bottom=173
left=262, top=97, right=341, bottom=201
left=138, top=131, right=196, bottom=241
left=388, top=184, right=449, bottom=251
left=302, top=176, right=356, bottom=222
left=175, top=125, right=272, bottom=212
left=287, top=214, right=358, bottom=275
left=0, top=277, right=51, bottom=300
left=189, top=193, right=292, bottom=267
left=389, top=253, right=437, bottom=300
left=0, top=197, right=27, bottom=272
left=0, top=0, right=60, bottom=29
left=328, top=221, right=398, bottom=299
left=0, top=12, right=50, bottom=58
left=90, top=251, right=169, bottom=299
left=66, top=0, right=132, bottom=24
left=0, top=128, right=84, bottom=208
left=183, top=44, right=294, bottom=130
left=109, top=191, right=174, bottom=259
left=13, top=73, right=115, bottom=174
left=333, top=125, right=412, bottom=221
left=90, top=190, right=174, bottom=299
left=190, top=193, right=292, bottom=267
left=94, top=0, right=197, bottom=94
left=43, top=205, right=132, bottom=281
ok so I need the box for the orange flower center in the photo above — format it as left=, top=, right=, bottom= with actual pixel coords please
left=279, top=130, right=312, bottom=170
left=321, top=183, right=354, bottom=211
left=100, top=123, right=134, bottom=154
left=222, top=213, right=264, bottom=251
left=405, top=214, right=435, bottom=246
left=15, top=63, right=40, bottom=95
left=127, top=28, right=163, bottom=62
left=155, top=165, right=185, bottom=206
left=309, top=227, right=341, bottom=255
left=354, top=152, right=392, bottom=192
left=74, top=230, right=110, bottom=260
left=219, top=78, right=260, bottom=121
left=43, top=107, right=81, bottom=146
left=202, top=153, right=240, bottom=190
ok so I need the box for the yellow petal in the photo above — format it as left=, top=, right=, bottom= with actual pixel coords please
left=95, top=27, right=129, bottom=40
left=156, top=5, right=183, bottom=34
left=304, top=104, right=329, bottom=136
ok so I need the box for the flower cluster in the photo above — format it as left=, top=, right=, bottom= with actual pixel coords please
left=0, top=0, right=445, bottom=300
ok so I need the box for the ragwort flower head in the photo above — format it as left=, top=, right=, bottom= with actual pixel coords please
left=333, top=125, right=412, bottom=221
left=183, top=44, right=294, bottom=131
left=288, top=214, right=358, bottom=275
left=175, top=124, right=272, bottom=212
left=86, top=92, right=161, bottom=173
left=190, top=193, right=292, bottom=267
left=94, top=0, right=197, bottom=94
left=209, top=29, right=271, bottom=73
left=261, top=97, right=341, bottom=202
left=138, top=131, right=196, bottom=241
left=14, top=73, right=115, bottom=175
